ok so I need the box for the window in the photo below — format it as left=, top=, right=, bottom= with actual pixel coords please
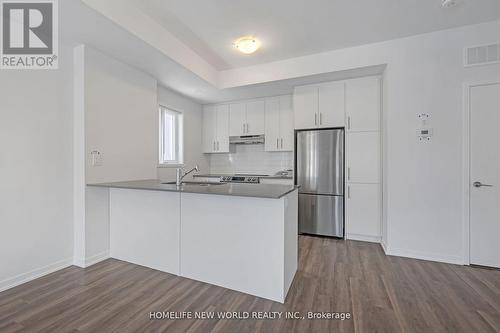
left=159, top=106, right=183, bottom=165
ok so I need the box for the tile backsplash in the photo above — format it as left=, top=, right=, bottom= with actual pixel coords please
left=209, top=144, right=293, bottom=175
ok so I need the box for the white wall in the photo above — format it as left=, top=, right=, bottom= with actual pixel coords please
left=74, top=46, right=159, bottom=265
left=220, top=20, right=500, bottom=264
left=0, top=45, right=74, bottom=291
left=157, top=86, right=209, bottom=181
left=85, top=47, right=158, bottom=184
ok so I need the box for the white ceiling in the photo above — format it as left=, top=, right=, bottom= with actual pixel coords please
left=128, top=0, right=500, bottom=70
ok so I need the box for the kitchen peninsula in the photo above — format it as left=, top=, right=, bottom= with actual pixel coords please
left=88, top=180, right=298, bottom=303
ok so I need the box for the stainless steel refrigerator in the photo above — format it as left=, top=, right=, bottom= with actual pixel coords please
left=295, top=129, right=344, bottom=238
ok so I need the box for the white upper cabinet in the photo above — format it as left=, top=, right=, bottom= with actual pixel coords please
left=229, top=100, right=265, bottom=136
left=346, top=131, right=380, bottom=184
left=216, top=104, right=230, bottom=152
left=229, top=102, right=246, bottom=136
left=265, top=95, right=294, bottom=152
left=246, top=100, right=265, bottom=135
left=202, top=104, right=229, bottom=153
left=202, top=105, right=217, bottom=153
left=265, top=97, right=280, bottom=151
left=294, top=82, right=345, bottom=129
left=318, top=81, right=345, bottom=128
left=345, top=77, right=381, bottom=132
left=279, top=95, right=294, bottom=151
left=293, top=85, right=318, bottom=129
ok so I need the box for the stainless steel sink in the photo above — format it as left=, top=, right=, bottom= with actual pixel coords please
left=162, top=181, right=225, bottom=187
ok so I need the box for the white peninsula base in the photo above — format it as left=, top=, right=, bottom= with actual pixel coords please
left=108, top=187, right=298, bottom=303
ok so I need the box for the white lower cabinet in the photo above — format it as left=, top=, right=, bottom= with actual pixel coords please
left=345, top=183, right=381, bottom=242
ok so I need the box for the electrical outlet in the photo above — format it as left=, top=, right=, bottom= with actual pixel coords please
left=90, top=150, right=103, bottom=166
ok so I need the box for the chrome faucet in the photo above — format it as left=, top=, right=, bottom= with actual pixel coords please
left=176, top=165, right=200, bottom=186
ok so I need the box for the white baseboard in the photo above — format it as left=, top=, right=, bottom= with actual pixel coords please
left=346, top=233, right=381, bottom=243
left=86, top=250, right=110, bottom=266
left=385, top=247, right=463, bottom=265
left=0, top=258, right=73, bottom=293
left=74, top=250, right=110, bottom=268
left=380, top=240, right=388, bottom=253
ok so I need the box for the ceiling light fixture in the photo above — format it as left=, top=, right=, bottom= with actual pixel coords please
left=234, top=36, right=260, bottom=54
left=442, top=0, right=458, bottom=8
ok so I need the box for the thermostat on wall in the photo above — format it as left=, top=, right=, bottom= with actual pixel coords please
left=417, top=128, right=433, bottom=141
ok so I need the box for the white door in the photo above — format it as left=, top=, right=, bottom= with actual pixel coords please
left=229, top=102, right=246, bottom=136
left=279, top=95, right=294, bottom=151
left=345, top=77, right=380, bottom=132
left=265, top=97, right=280, bottom=151
left=346, top=132, right=380, bottom=184
left=470, top=83, right=500, bottom=268
left=294, top=85, right=318, bottom=129
left=202, top=106, right=216, bottom=153
left=318, top=81, right=345, bottom=128
left=246, top=100, right=265, bottom=135
left=216, top=105, right=230, bottom=152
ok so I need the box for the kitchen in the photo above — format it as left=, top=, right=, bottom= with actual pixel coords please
left=2, top=0, right=500, bottom=332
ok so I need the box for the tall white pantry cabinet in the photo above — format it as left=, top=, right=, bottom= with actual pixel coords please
left=293, top=76, right=382, bottom=243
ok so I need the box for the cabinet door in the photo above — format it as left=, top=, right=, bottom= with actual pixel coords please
left=279, top=95, right=294, bottom=151
left=246, top=100, right=265, bottom=135
left=229, top=102, right=246, bottom=136
left=202, top=105, right=217, bottom=153
left=345, top=183, right=381, bottom=238
left=293, top=85, right=318, bottom=129
left=265, top=97, right=280, bottom=152
left=216, top=104, right=230, bottom=152
left=318, top=81, right=345, bottom=128
left=346, top=77, right=380, bottom=132
left=346, top=132, right=380, bottom=183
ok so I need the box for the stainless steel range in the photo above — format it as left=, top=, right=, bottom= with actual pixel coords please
left=219, top=176, right=260, bottom=183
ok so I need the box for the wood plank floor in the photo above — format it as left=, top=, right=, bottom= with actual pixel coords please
left=1, top=236, right=500, bottom=333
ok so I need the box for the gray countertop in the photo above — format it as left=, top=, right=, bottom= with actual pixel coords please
left=87, top=179, right=298, bottom=199
left=193, top=173, right=293, bottom=180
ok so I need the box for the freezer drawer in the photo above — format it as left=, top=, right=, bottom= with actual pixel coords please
left=298, top=193, right=344, bottom=238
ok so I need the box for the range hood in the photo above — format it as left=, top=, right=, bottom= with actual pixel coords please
left=229, top=135, right=265, bottom=145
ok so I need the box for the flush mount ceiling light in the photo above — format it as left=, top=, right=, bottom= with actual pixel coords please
left=442, top=0, right=458, bottom=8
left=234, top=36, right=260, bottom=54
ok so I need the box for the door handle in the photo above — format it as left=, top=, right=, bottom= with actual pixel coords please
left=281, top=138, right=283, bottom=149
left=347, top=185, right=351, bottom=199
left=276, top=138, right=279, bottom=149
left=243, top=123, right=245, bottom=134
left=347, top=167, right=351, bottom=181
left=314, top=114, right=317, bottom=126
left=473, top=181, right=493, bottom=188
left=319, top=113, right=322, bottom=125
left=347, top=116, right=351, bottom=130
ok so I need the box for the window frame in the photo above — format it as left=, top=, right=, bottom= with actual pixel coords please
left=158, top=105, right=184, bottom=167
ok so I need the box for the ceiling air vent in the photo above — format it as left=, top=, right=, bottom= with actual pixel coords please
left=465, top=43, right=500, bottom=67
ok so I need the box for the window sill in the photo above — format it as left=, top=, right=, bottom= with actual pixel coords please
left=158, top=163, right=185, bottom=168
